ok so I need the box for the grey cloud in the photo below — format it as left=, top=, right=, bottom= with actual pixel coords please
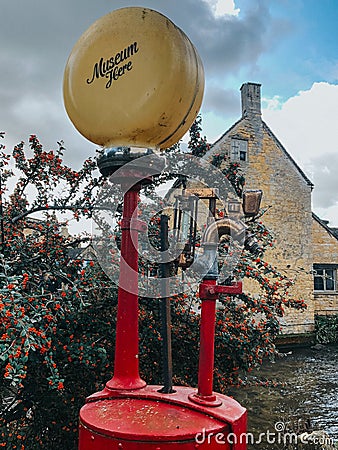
left=203, top=85, right=240, bottom=116
left=1, top=0, right=275, bottom=79
left=197, top=3, right=270, bottom=75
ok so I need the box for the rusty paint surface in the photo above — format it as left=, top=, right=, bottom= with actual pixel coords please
left=79, top=386, right=247, bottom=449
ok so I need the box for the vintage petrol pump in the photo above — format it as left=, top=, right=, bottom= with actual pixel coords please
left=63, top=7, right=262, bottom=449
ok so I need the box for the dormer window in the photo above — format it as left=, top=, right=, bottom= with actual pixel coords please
left=231, top=139, right=248, bottom=162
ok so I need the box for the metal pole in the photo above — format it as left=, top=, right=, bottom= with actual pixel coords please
left=189, top=278, right=222, bottom=406
left=197, top=279, right=217, bottom=398
left=106, top=184, right=146, bottom=390
left=159, top=214, right=174, bottom=393
left=191, top=196, right=199, bottom=261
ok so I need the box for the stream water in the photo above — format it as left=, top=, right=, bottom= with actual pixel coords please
left=227, top=345, right=338, bottom=448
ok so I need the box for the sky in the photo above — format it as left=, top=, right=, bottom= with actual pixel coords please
left=1, top=0, right=338, bottom=225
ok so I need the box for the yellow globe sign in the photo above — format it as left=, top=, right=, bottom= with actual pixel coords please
left=63, top=7, right=205, bottom=150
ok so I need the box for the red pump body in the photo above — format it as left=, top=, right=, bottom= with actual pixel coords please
left=78, top=183, right=247, bottom=449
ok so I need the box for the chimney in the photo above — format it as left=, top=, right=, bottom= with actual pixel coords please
left=240, top=82, right=261, bottom=118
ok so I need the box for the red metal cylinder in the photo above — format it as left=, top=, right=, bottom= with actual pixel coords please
left=105, top=185, right=146, bottom=390
left=197, top=279, right=217, bottom=398
left=79, top=385, right=247, bottom=449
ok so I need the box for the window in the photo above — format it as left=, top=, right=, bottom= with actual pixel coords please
left=314, top=265, right=337, bottom=291
left=231, top=139, right=248, bottom=162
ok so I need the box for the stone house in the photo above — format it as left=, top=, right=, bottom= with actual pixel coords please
left=204, top=82, right=338, bottom=341
left=312, top=213, right=338, bottom=317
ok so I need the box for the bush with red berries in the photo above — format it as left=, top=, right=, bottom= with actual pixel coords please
left=0, top=127, right=306, bottom=449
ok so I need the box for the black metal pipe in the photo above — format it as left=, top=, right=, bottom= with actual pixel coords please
left=158, top=214, right=174, bottom=394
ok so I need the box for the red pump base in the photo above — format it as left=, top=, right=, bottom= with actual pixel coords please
left=79, top=385, right=247, bottom=449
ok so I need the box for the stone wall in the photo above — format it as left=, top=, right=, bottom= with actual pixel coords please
left=312, top=216, right=338, bottom=315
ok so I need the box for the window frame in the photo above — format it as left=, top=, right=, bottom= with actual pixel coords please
left=313, top=264, right=337, bottom=292
left=230, top=138, right=248, bottom=163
